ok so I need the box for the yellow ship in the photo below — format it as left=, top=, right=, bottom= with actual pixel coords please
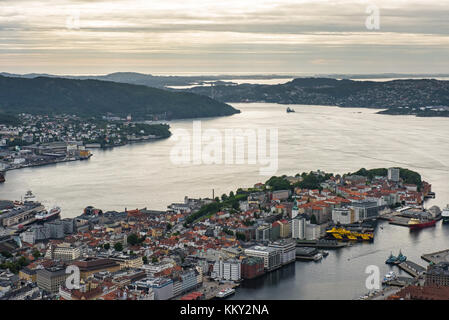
left=326, top=227, right=374, bottom=242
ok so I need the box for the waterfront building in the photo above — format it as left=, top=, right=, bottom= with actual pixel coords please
left=350, top=201, right=381, bottom=221
left=212, top=258, right=241, bottom=281
left=181, top=269, right=199, bottom=293
left=332, top=208, right=356, bottom=225
left=241, top=257, right=265, bottom=279
left=0, top=202, right=45, bottom=227
left=244, top=246, right=281, bottom=271
left=268, top=239, right=296, bottom=265
left=425, top=262, right=449, bottom=287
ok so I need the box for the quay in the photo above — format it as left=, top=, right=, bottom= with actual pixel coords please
left=421, top=249, right=449, bottom=264
left=295, top=239, right=347, bottom=249
left=383, top=276, right=418, bottom=287
left=397, top=261, right=426, bottom=278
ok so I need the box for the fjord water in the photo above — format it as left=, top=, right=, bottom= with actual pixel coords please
left=1, top=103, right=449, bottom=299
left=1, top=103, right=448, bottom=215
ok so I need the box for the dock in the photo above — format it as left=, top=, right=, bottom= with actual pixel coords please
left=295, top=240, right=347, bottom=249
left=388, top=216, right=411, bottom=227
left=397, top=261, right=426, bottom=278
left=421, top=249, right=449, bottom=264
left=383, top=276, right=418, bottom=287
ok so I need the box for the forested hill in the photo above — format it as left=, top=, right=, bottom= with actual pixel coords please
left=183, top=77, right=449, bottom=117
left=0, top=75, right=240, bottom=120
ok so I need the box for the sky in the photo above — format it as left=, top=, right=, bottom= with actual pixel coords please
left=0, top=0, right=448, bottom=75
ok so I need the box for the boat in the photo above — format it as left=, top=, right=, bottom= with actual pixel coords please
left=382, top=271, right=398, bottom=283
left=35, top=206, right=61, bottom=221
left=0, top=171, right=5, bottom=183
left=385, top=252, right=398, bottom=264
left=313, top=253, right=323, bottom=261
left=442, top=205, right=449, bottom=224
left=408, top=217, right=437, bottom=230
left=286, top=107, right=295, bottom=113
left=215, top=288, right=235, bottom=299
left=24, top=190, right=35, bottom=200
left=325, top=227, right=374, bottom=242
left=397, top=250, right=407, bottom=263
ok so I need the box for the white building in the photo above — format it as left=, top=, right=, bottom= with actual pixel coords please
left=332, top=208, right=356, bottom=225
left=244, top=246, right=281, bottom=271
left=388, top=168, right=400, bottom=182
left=268, top=239, right=296, bottom=265
left=212, top=259, right=241, bottom=281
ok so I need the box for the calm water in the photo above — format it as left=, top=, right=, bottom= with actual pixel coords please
left=230, top=219, right=449, bottom=300
left=1, top=103, right=448, bottom=216
left=1, top=103, right=449, bottom=299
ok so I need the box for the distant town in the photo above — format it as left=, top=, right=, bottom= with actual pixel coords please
left=1, top=167, right=448, bottom=300
left=0, top=113, right=170, bottom=175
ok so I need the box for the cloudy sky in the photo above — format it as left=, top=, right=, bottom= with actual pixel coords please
left=0, top=0, right=448, bottom=75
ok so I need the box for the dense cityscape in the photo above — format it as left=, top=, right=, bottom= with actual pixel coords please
left=0, top=114, right=170, bottom=174
left=1, top=166, right=448, bottom=300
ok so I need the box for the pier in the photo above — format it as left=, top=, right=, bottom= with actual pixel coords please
left=397, top=261, right=426, bottom=278
left=421, top=249, right=449, bottom=264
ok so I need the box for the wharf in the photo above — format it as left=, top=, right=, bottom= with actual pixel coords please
left=295, top=240, right=347, bottom=249
left=388, top=216, right=410, bottom=227
left=383, top=276, right=418, bottom=287
left=421, top=249, right=449, bottom=264
left=397, top=261, right=426, bottom=278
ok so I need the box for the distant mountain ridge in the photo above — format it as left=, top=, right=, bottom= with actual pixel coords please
left=0, top=75, right=239, bottom=119
left=183, top=77, right=449, bottom=117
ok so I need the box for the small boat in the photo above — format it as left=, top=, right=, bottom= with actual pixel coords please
left=286, top=107, right=295, bottom=113
left=397, top=250, right=407, bottom=263
left=215, top=288, right=235, bottom=299
left=442, top=205, right=449, bottom=224
left=383, top=271, right=398, bottom=283
left=0, top=171, right=5, bottom=183
left=385, top=252, right=398, bottom=264
left=24, top=190, right=35, bottom=200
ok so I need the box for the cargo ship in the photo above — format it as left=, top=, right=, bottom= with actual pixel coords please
left=325, top=227, right=374, bottom=242
left=442, top=205, right=449, bottom=224
left=35, top=206, right=61, bottom=221
left=408, top=217, right=436, bottom=230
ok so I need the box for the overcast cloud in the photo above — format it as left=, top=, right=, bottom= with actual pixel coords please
left=0, top=0, right=448, bottom=74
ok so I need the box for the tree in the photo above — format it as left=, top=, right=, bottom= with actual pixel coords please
left=152, top=256, right=158, bottom=263
left=221, top=194, right=228, bottom=201
left=32, top=249, right=41, bottom=259
left=127, top=233, right=139, bottom=246
left=103, top=243, right=110, bottom=250
left=142, top=256, right=148, bottom=264
left=310, top=214, right=317, bottom=224
left=114, top=242, right=123, bottom=252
